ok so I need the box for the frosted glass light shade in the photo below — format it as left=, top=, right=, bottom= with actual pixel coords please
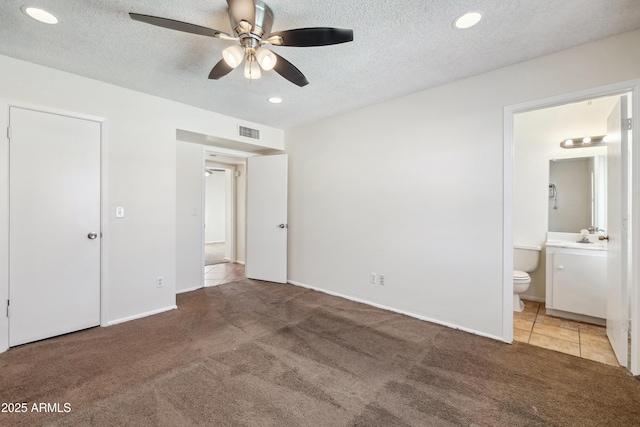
left=244, top=60, right=261, bottom=79
left=255, top=47, right=277, bottom=71
left=222, top=46, right=245, bottom=68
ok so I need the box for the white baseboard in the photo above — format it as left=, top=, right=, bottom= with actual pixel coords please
left=235, top=260, right=246, bottom=265
left=176, top=285, right=203, bottom=294
left=287, top=280, right=503, bottom=342
left=545, top=308, right=605, bottom=326
left=107, top=305, right=177, bottom=326
left=521, top=295, right=545, bottom=303
left=205, top=241, right=225, bottom=244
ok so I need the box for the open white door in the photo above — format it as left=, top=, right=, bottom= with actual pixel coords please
left=9, top=107, right=101, bottom=346
left=246, top=154, right=287, bottom=283
left=606, top=96, right=630, bottom=367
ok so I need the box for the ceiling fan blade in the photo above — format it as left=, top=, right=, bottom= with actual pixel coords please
left=272, top=53, right=309, bottom=87
left=226, top=0, right=256, bottom=28
left=267, top=27, right=354, bottom=47
left=129, top=13, right=231, bottom=39
left=208, top=59, right=235, bottom=80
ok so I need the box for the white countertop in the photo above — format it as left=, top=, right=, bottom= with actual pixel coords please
left=545, top=240, right=608, bottom=251
left=546, top=232, right=608, bottom=251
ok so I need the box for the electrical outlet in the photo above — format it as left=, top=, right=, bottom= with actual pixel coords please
left=156, top=276, right=164, bottom=288
left=370, top=272, right=377, bottom=284
left=379, top=275, right=385, bottom=286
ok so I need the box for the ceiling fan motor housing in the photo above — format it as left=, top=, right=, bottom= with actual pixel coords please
left=229, top=0, right=274, bottom=39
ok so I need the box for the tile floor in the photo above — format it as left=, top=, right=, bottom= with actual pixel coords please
left=204, top=262, right=246, bottom=287
left=514, top=300, right=620, bottom=366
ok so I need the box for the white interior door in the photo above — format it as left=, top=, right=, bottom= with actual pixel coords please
left=246, top=154, right=287, bottom=283
left=9, top=107, right=101, bottom=347
left=606, top=96, right=630, bottom=367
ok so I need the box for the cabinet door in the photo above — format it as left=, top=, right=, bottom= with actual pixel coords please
left=552, top=253, right=607, bottom=318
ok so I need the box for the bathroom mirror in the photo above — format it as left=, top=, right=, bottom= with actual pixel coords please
left=548, top=155, right=606, bottom=233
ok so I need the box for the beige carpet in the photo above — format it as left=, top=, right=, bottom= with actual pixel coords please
left=1, top=279, right=639, bottom=426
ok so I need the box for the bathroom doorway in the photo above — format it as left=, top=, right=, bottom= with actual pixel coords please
left=504, top=81, right=640, bottom=374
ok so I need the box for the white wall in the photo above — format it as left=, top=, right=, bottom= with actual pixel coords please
left=285, top=29, right=640, bottom=339
left=514, top=98, right=612, bottom=299
left=0, top=54, right=283, bottom=352
left=176, top=141, right=204, bottom=293
left=205, top=171, right=226, bottom=243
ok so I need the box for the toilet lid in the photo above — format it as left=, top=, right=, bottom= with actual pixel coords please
left=513, top=270, right=530, bottom=280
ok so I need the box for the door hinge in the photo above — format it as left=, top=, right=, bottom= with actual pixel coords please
left=6, top=299, right=9, bottom=318
left=6, top=126, right=11, bottom=140
left=624, top=118, right=632, bottom=130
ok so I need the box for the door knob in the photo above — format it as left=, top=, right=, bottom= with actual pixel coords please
left=278, top=224, right=288, bottom=229
left=88, top=232, right=98, bottom=239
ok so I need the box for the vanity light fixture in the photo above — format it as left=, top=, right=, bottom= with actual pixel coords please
left=23, top=7, right=58, bottom=24
left=453, top=12, right=482, bottom=29
left=560, top=135, right=607, bottom=149
left=268, top=97, right=282, bottom=104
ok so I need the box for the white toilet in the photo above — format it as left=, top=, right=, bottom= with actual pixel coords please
left=513, top=244, right=541, bottom=312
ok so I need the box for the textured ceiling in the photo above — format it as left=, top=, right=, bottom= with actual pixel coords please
left=1, top=1, right=640, bottom=130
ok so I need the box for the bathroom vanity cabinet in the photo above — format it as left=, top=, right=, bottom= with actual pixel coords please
left=545, top=242, right=607, bottom=319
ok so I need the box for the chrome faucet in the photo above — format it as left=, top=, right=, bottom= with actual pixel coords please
left=578, top=234, right=591, bottom=243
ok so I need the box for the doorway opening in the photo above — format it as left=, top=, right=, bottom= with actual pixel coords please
left=504, top=81, right=639, bottom=375
left=202, top=149, right=247, bottom=287
left=204, top=168, right=231, bottom=266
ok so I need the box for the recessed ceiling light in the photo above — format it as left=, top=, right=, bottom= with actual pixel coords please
left=268, top=97, right=282, bottom=104
left=23, top=7, right=59, bottom=24
left=453, top=12, right=481, bottom=29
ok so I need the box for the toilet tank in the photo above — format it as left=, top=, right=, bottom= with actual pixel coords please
left=514, top=244, right=541, bottom=272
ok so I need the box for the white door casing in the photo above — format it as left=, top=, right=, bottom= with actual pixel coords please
left=504, top=81, right=640, bottom=373
left=9, top=107, right=101, bottom=346
left=606, top=96, right=630, bottom=367
left=246, top=154, right=288, bottom=283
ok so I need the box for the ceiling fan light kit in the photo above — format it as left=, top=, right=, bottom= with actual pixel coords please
left=244, top=58, right=261, bottom=80
left=222, top=45, right=244, bottom=68
left=129, top=0, right=354, bottom=87
left=255, top=47, right=276, bottom=71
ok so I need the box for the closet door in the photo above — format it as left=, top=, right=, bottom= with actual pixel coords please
left=9, top=107, right=101, bottom=346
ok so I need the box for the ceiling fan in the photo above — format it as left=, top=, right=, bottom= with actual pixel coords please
left=129, top=0, right=354, bottom=87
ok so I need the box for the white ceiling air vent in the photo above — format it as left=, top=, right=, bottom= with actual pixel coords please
left=239, top=125, right=260, bottom=140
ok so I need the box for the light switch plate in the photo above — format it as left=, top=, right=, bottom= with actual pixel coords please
left=116, top=207, right=125, bottom=218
